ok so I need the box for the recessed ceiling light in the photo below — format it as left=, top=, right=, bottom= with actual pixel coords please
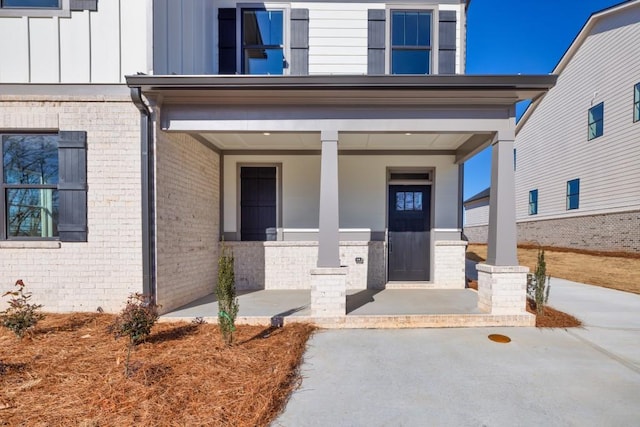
left=405, top=132, right=412, bottom=136
left=263, top=132, right=271, bottom=136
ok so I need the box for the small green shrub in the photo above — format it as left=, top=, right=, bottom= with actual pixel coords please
left=217, top=243, right=239, bottom=346
left=527, top=248, right=551, bottom=314
left=1, top=280, right=45, bottom=338
left=111, top=293, right=159, bottom=376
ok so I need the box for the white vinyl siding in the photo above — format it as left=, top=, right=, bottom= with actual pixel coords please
left=464, top=200, right=489, bottom=227
left=0, top=0, right=150, bottom=83
left=515, top=5, right=640, bottom=222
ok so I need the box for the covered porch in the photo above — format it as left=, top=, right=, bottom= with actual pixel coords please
left=126, top=74, right=556, bottom=326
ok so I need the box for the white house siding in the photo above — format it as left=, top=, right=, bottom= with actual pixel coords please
left=300, top=2, right=372, bottom=75
left=0, top=95, right=143, bottom=312
left=515, top=6, right=640, bottom=252
left=223, top=153, right=459, bottom=234
left=155, top=131, right=220, bottom=314
left=0, top=0, right=151, bottom=83
left=463, top=198, right=489, bottom=243
left=153, top=0, right=465, bottom=75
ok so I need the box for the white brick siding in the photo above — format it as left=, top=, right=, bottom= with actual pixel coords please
left=0, top=95, right=143, bottom=312
left=476, top=264, right=529, bottom=315
left=310, top=267, right=348, bottom=317
left=155, top=131, right=220, bottom=313
left=433, top=240, right=467, bottom=288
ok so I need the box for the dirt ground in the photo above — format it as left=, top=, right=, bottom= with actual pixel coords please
left=466, top=244, right=640, bottom=295
left=0, top=314, right=315, bottom=426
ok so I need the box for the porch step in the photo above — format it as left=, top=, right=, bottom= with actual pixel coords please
left=385, top=282, right=438, bottom=289
left=160, top=313, right=535, bottom=329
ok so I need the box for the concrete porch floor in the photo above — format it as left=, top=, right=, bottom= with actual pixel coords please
left=161, top=288, right=535, bottom=328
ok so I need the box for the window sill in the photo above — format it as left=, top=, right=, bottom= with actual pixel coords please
left=0, top=241, right=61, bottom=249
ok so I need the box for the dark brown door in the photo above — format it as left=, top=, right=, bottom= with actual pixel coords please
left=388, top=185, right=430, bottom=281
left=240, top=167, right=276, bottom=241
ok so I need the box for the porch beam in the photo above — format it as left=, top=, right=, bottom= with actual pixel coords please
left=317, top=130, right=341, bottom=268
left=486, top=130, right=518, bottom=266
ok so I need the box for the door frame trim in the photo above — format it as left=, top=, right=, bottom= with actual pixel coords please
left=385, top=167, right=435, bottom=283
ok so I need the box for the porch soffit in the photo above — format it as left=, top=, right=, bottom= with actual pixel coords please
left=127, top=75, right=554, bottom=158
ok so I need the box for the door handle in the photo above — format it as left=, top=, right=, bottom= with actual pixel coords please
left=389, top=238, right=392, bottom=253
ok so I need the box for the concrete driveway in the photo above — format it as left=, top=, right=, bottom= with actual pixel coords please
left=274, top=278, right=640, bottom=426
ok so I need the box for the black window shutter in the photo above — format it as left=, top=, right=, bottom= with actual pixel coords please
left=58, top=131, right=88, bottom=242
left=367, top=9, right=386, bottom=75
left=218, top=8, right=237, bottom=74
left=290, top=9, right=309, bottom=75
left=438, top=10, right=457, bottom=74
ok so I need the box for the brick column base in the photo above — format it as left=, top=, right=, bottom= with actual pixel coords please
left=433, top=240, right=467, bottom=288
left=310, top=267, right=348, bottom=317
left=476, top=264, right=529, bottom=314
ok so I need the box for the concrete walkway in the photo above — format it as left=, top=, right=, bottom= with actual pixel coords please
left=274, top=277, right=640, bottom=426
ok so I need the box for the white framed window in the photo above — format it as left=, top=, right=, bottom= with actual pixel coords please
left=238, top=6, right=289, bottom=75
left=0, top=0, right=71, bottom=17
left=390, top=10, right=433, bottom=74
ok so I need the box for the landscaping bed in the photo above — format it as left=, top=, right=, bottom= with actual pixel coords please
left=466, top=279, right=582, bottom=328
left=0, top=313, right=314, bottom=426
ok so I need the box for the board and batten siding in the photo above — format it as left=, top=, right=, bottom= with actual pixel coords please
left=0, top=0, right=151, bottom=83
left=515, top=6, right=640, bottom=222
left=153, top=0, right=465, bottom=75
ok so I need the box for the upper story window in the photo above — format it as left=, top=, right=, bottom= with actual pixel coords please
left=528, top=189, right=538, bottom=215
left=2, top=134, right=59, bottom=238
left=588, top=102, right=604, bottom=140
left=242, top=9, right=285, bottom=75
left=634, top=82, right=640, bottom=122
left=566, top=179, right=580, bottom=210
left=391, top=10, right=432, bottom=74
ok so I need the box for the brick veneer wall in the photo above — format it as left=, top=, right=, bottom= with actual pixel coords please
left=465, top=211, right=639, bottom=253
left=228, top=241, right=386, bottom=290
left=155, top=131, right=220, bottom=313
left=518, top=211, right=640, bottom=253
left=0, top=96, right=143, bottom=312
left=463, top=226, right=488, bottom=244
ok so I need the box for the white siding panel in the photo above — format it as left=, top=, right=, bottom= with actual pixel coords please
left=515, top=6, right=640, bottom=222
left=29, top=17, right=60, bottom=83
left=59, top=11, right=91, bottom=82
left=90, top=0, right=120, bottom=83
left=465, top=203, right=489, bottom=227
left=121, top=0, right=152, bottom=78
left=0, top=17, right=29, bottom=82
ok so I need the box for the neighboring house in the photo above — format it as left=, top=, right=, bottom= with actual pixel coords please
left=465, top=0, right=640, bottom=254
left=0, top=0, right=555, bottom=324
left=463, top=187, right=489, bottom=243
left=516, top=0, right=640, bottom=253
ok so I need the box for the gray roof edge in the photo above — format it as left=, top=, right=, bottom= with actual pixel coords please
left=125, top=74, right=557, bottom=91
left=464, top=187, right=490, bottom=205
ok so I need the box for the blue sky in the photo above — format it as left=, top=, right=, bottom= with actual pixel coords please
left=463, top=0, right=625, bottom=200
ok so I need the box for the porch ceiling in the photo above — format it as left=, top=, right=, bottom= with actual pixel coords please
left=198, top=131, right=479, bottom=151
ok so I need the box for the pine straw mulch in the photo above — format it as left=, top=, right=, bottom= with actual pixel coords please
left=0, top=313, right=315, bottom=426
left=466, top=280, right=582, bottom=328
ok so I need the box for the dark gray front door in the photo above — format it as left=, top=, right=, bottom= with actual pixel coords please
left=388, top=185, right=431, bottom=281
